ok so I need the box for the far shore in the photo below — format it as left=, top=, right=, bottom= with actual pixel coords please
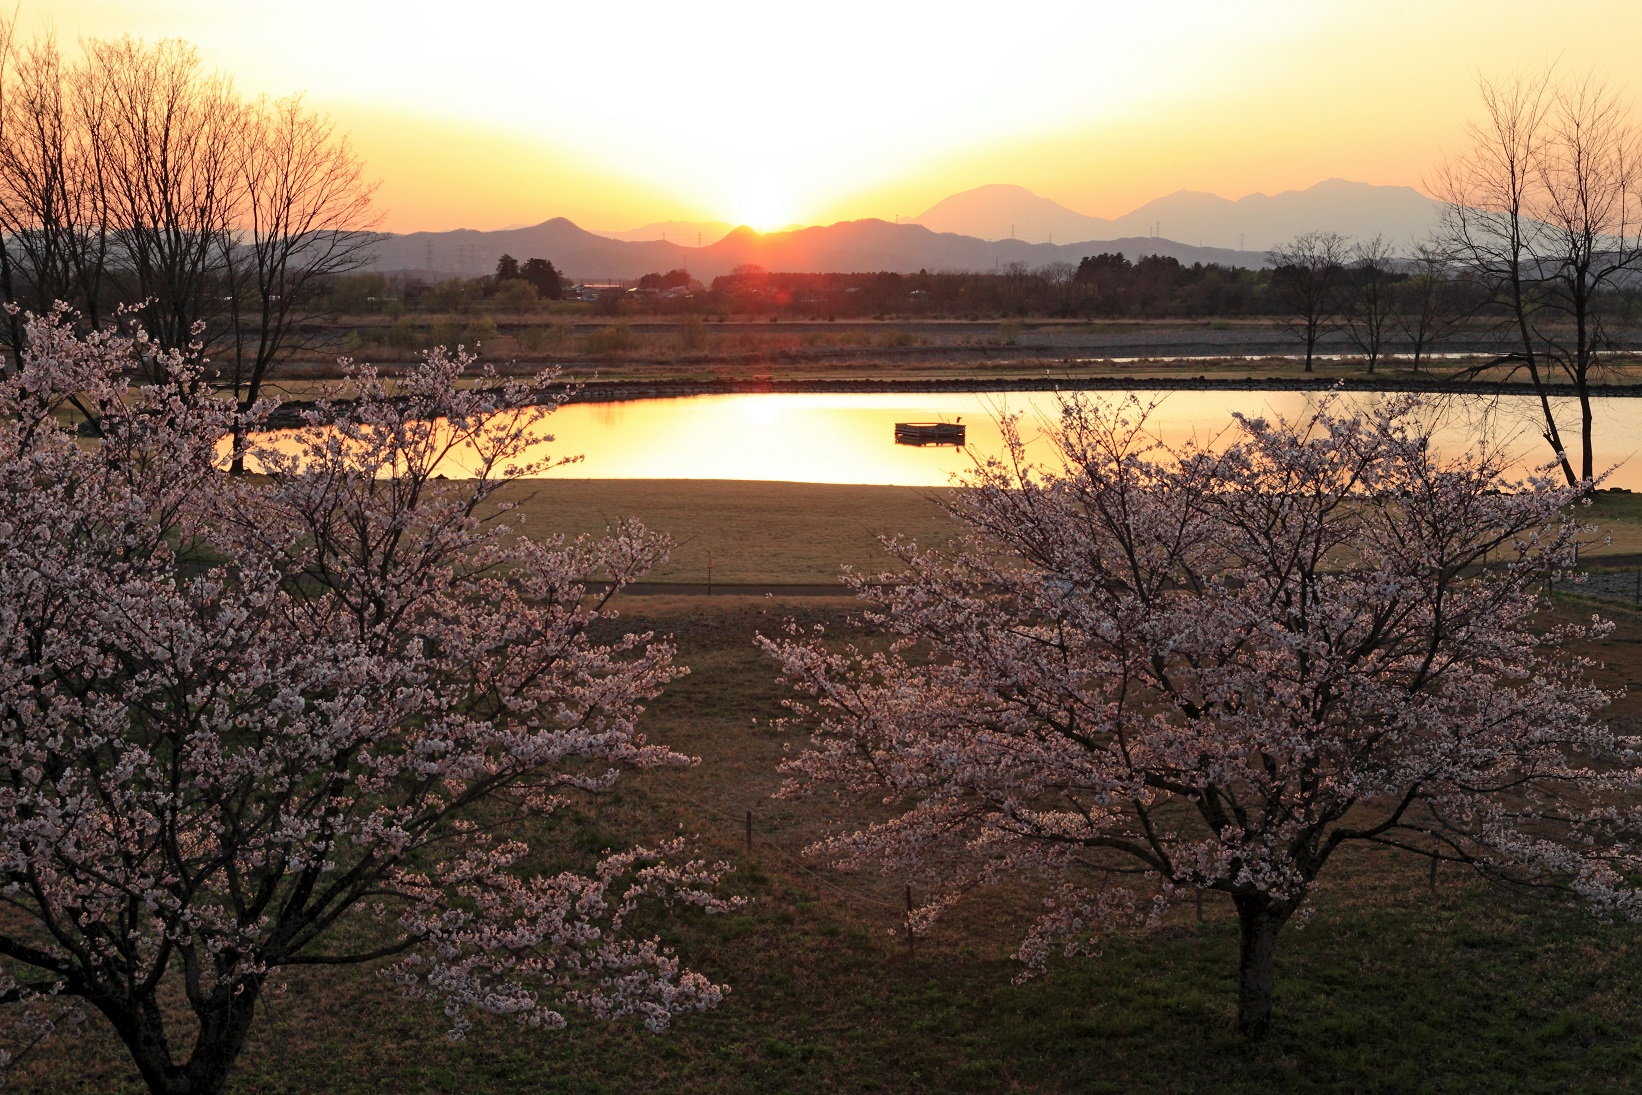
left=541, top=372, right=1642, bottom=404
left=253, top=369, right=1642, bottom=429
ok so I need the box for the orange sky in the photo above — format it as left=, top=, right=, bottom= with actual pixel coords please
left=36, top=1, right=1642, bottom=234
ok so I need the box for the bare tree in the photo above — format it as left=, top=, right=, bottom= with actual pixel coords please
left=0, top=27, right=112, bottom=355
left=1394, top=241, right=1465, bottom=369
left=1435, top=69, right=1642, bottom=484
left=0, top=28, right=379, bottom=426
left=219, top=93, right=379, bottom=470
left=1267, top=230, right=1348, bottom=371
left=1036, top=260, right=1076, bottom=284
left=1341, top=234, right=1398, bottom=372
left=79, top=36, right=243, bottom=373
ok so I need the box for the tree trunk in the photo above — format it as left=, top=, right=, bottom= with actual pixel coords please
left=95, top=976, right=263, bottom=1095
left=1233, top=895, right=1288, bottom=1040
left=230, top=417, right=248, bottom=478
left=1578, top=386, right=1594, bottom=485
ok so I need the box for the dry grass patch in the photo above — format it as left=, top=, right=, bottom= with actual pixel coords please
left=483, top=479, right=963, bottom=586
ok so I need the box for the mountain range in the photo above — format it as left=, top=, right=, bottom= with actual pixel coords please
left=364, top=179, right=1444, bottom=281
left=365, top=218, right=1262, bottom=282
left=910, top=179, right=1442, bottom=251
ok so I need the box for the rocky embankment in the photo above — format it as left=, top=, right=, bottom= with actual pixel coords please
left=545, top=374, right=1642, bottom=405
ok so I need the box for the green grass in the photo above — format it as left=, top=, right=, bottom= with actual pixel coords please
left=19, top=597, right=1642, bottom=1093
left=485, top=479, right=964, bottom=586
left=199, top=891, right=1642, bottom=1095
left=476, top=479, right=1642, bottom=591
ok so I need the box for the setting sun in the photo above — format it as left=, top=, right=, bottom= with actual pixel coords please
left=29, top=1, right=1642, bottom=233
left=734, top=175, right=794, bottom=233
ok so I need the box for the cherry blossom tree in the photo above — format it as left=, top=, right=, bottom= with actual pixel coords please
left=0, top=311, right=732, bottom=1094
left=765, top=394, right=1639, bottom=1040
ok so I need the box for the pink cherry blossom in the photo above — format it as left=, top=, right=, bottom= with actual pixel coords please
left=764, top=392, right=1633, bottom=1039
left=0, top=310, right=733, bottom=1094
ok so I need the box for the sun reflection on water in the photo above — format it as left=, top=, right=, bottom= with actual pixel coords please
left=242, top=390, right=1642, bottom=490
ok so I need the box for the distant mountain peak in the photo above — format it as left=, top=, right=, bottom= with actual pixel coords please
left=911, top=178, right=1440, bottom=251
left=362, top=176, right=1443, bottom=281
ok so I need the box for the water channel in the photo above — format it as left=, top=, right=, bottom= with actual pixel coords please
left=399, top=390, right=1642, bottom=490
left=246, top=389, right=1642, bottom=489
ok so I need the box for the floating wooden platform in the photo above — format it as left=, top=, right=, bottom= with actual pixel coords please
left=894, top=421, right=966, bottom=446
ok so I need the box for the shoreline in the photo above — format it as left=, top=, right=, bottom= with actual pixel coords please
left=545, top=374, right=1642, bottom=404
left=259, top=375, right=1642, bottom=426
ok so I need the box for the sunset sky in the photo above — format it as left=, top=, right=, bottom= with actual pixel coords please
left=38, top=1, right=1642, bottom=234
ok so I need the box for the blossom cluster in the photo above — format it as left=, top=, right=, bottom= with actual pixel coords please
left=765, top=393, right=1636, bottom=1029
left=0, top=311, right=731, bottom=1086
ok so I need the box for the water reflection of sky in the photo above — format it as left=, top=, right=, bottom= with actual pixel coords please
left=252, top=391, right=1642, bottom=489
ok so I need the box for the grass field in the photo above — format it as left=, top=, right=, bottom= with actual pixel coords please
left=486, top=479, right=962, bottom=586
left=485, top=480, right=1642, bottom=589
left=263, top=348, right=1642, bottom=390
left=21, top=595, right=1642, bottom=1094
left=18, top=486, right=1642, bottom=1093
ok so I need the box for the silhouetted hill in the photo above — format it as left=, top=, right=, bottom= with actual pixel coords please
left=913, top=179, right=1442, bottom=251
left=592, top=219, right=735, bottom=245
left=366, top=217, right=1266, bottom=281
left=368, top=218, right=697, bottom=280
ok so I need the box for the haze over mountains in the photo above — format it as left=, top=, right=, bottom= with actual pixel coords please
left=910, top=180, right=1442, bottom=251
left=364, top=179, right=1443, bottom=281
left=367, top=218, right=1261, bottom=282
left=593, top=219, right=735, bottom=244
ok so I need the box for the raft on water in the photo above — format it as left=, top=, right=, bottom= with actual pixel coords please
left=894, top=420, right=966, bottom=446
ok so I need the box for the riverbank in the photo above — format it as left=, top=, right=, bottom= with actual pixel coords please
left=544, top=372, right=1642, bottom=404
left=302, top=315, right=1642, bottom=375
left=484, top=479, right=1642, bottom=589
left=256, top=368, right=1642, bottom=429
left=486, top=479, right=961, bottom=586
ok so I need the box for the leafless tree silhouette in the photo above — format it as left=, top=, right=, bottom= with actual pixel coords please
left=1268, top=230, right=1349, bottom=372
left=1434, top=69, right=1642, bottom=484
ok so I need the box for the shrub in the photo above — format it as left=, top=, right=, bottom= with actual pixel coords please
left=584, top=323, right=635, bottom=355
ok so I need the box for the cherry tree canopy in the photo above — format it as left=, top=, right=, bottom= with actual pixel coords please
left=766, top=394, right=1637, bottom=1039
left=0, top=312, right=731, bottom=1094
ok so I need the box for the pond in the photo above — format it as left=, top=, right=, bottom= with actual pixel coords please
left=251, top=389, right=1642, bottom=489
left=470, top=390, right=1642, bottom=489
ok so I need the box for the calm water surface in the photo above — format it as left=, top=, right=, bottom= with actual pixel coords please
left=502, top=390, right=1642, bottom=489
left=256, top=390, right=1642, bottom=489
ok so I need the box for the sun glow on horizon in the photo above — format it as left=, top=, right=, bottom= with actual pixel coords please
left=733, top=173, right=796, bottom=235
left=34, top=0, right=1642, bottom=234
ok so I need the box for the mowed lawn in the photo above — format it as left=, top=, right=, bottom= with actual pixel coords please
left=19, top=488, right=1642, bottom=1093
left=485, top=479, right=1642, bottom=587
left=484, top=479, right=964, bottom=586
